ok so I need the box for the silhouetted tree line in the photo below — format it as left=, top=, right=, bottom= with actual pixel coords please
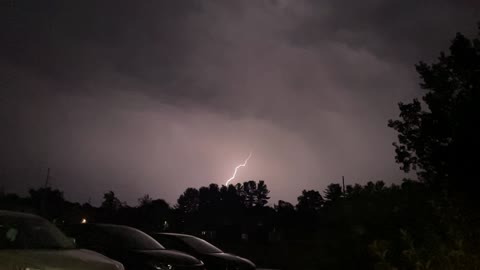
left=0, top=179, right=448, bottom=269
left=1, top=23, right=480, bottom=270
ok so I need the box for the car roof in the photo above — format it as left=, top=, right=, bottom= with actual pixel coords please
left=152, top=232, right=194, bottom=238
left=0, top=210, right=42, bottom=220
left=67, top=223, right=139, bottom=230
left=68, top=223, right=156, bottom=234
left=80, top=223, right=130, bottom=228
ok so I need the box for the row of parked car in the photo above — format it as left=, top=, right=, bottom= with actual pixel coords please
left=0, top=210, right=256, bottom=270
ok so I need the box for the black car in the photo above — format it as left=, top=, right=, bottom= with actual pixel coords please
left=150, top=233, right=255, bottom=270
left=62, top=224, right=205, bottom=270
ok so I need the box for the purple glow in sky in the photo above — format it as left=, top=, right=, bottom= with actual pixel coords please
left=1, top=0, right=479, bottom=205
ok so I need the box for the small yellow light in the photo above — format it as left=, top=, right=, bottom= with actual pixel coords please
left=81, top=218, right=87, bottom=224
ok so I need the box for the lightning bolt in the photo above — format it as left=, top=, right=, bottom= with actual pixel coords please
left=225, top=152, right=252, bottom=186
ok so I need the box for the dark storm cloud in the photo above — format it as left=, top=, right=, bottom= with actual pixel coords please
left=294, top=0, right=479, bottom=63
left=1, top=0, right=479, bottom=204
left=2, top=1, right=196, bottom=91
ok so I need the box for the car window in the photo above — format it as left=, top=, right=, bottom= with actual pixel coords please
left=0, top=215, right=75, bottom=250
left=154, top=235, right=189, bottom=252
left=73, top=225, right=165, bottom=251
left=179, top=236, right=222, bottom=254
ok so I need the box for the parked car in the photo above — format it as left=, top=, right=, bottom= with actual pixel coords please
left=0, top=210, right=124, bottom=270
left=62, top=223, right=205, bottom=270
left=150, top=233, right=256, bottom=270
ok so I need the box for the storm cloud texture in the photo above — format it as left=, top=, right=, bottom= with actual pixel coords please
left=1, top=0, right=479, bottom=205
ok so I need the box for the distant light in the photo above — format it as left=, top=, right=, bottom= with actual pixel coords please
left=81, top=218, right=87, bottom=224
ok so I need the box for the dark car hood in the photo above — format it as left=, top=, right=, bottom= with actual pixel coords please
left=202, top=252, right=255, bottom=268
left=0, top=249, right=122, bottom=270
left=132, top=249, right=203, bottom=266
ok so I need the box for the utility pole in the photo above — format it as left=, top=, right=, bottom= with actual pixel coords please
left=41, top=168, right=50, bottom=218
left=342, top=176, right=346, bottom=194
left=44, top=167, right=50, bottom=188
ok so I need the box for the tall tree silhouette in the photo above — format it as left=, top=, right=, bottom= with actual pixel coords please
left=138, top=194, right=153, bottom=206
left=324, top=183, right=343, bottom=202
left=345, top=184, right=364, bottom=198
left=176, top=188, right=200, bottom=214
left=220, top=184, right=243, bottom=210
left=255, top=180, right=270, bottom=207
left=296, top=190, right=324, bottom=212
left=199, top=184, right=221, bottom=213
left=138, top=197, right=170, bottom=231
left=241, top=181, right=257, bottom=208
left=240, top=180, right=270, bottom=208
left=276, top=200, right=295, bottom=213
left=101, top=191, right=122, bottom=211
left=389, top=27, right=480, bottom=196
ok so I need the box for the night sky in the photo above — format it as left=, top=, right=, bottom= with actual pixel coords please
left=1, top=0, right=479, bottom=205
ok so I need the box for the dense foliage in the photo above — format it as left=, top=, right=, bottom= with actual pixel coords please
left=388, top=26, right=480, bottom=198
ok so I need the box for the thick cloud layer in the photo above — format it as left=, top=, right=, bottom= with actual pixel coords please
left=1, top=0, right=479, bottom=205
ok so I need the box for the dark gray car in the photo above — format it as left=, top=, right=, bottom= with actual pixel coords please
left=150, top=233, right=255, bottom=270
left=62, top=224, right=205, bottom=270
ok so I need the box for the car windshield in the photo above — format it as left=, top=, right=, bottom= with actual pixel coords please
left=0, top=214, right=75, bottom=250
left=179, top=236, right=222, bottom=254
left=101, top=226, right=165, bottom=250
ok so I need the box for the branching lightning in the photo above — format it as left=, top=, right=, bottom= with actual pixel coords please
left=225, top=152, right=252, bottom=186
